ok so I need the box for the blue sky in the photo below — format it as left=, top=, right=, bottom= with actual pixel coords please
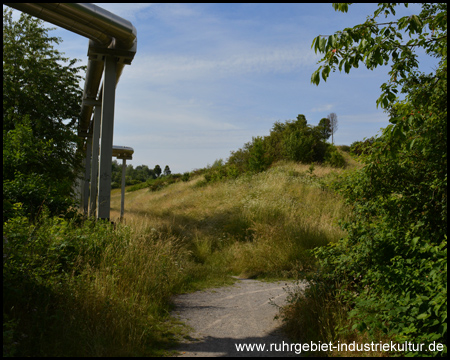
left=6, top=3, right=439, bottom=173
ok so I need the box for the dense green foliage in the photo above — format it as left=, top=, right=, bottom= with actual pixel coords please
left=203, top=114, right=346, bottom=184
left=3, top=209, right=190, bottom=356
left=298, top=3, right=447, bottom=356
left=110, top=161, right=185, bottom=194
left=110, top=162, right=179, bottom=190
left=3, top=9, right=85, bottom=221
left=111, top=161, right=155, bottom=188
left=311, top=3, right=447, bottom=108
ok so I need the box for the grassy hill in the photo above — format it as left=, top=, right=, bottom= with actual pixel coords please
left=110, top=160, right=352, bottom=283
left=3, top=156, right=357, bottom=357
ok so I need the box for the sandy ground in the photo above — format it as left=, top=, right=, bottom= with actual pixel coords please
left=171, top=278, right=306, bottom=357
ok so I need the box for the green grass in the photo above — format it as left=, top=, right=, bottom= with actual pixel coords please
left=4, top=160, right=354, bottom=356
left=111, top=161, right=350, bottom=279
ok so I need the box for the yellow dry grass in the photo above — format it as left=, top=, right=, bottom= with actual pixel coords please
left=109, top=160, right=351, bottom=280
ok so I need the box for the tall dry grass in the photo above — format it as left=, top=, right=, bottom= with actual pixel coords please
left=110, top=161, right=350, bottom=280
left=4, top=157, right=360, bottom=356
left=111, top=160, right=355, bottom=355
left=59, top=224, right=191, bottom=356
left=3, top=213, right=192, bottom=356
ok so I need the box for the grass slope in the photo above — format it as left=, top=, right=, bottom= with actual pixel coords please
left=110, top=161, right=350, bottom=282
left=4, top=159, right=354, bottom=356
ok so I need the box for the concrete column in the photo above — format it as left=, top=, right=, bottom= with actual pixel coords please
left=120, top=158, right=126, bottom=219
left=97, top=55, right=117, bottom=220
left=75, top=171, right=84, bottom=209
left=89, top=104, right=102, bottom=217
left=82, top=136, right=92, bottom=215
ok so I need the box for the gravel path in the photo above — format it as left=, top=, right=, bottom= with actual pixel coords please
left=171, top=278, right=306, bottom=357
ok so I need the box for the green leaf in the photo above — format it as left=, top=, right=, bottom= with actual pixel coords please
left=409, top=15, right=422, bottom=34
left=417, top=313, right=430, bottom=320
left=312, top=36, right=320, bottom=53
left=319, top=37, right=327, bottom=53
left=321, top=66, right=330, bottom=81
left=333, top=3, right=349, bottom=13
left=359, top=38, right=367, bottom=51
left=328, top=35, right=335, bottom=50
left=311, top=68, right=321, bottom=85
left=344, top=60, right=351, bottom=73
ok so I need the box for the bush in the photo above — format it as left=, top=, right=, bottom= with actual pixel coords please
left=3, top=173, right=76, bottom=222
left=3, top=210, right=189, bottom=356
left=350, top=137, right=376, bottom=156
left=248, top=136, right=272, bottom=173
left=283, top=131, right=315, bottom=163
left=310, top=62, right=447, bottom=356
left=181, top=172, right=190, bottom=182
left=324, top=147, right=346, bottom=168
left=226, top=115, right=340, bottom=180
left=337, top=145, right=351, bottom=153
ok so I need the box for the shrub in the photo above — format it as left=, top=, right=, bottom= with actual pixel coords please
left=181, top=172, right=190, bottom=182
left=310, top=62, right=447, bottom=356
left=337, top=145, right=351, bottom=153
left=283, top=130, right=315, bottom=163
left=3, top=210, right=189, bottom=356
left=3, top=172, right=76, bottom=222
left=248, top=136, right=272, bottom=173
left=324, top=147, right=346, bottom=168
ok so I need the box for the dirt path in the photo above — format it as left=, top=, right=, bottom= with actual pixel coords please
left=171, top=278, right=306, bottom=357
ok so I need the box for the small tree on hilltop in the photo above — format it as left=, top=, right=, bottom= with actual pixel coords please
left=154, top=165, right=162, bottom=178
left=327, top=112, right=338, bottom=144
left=317, top=117, right=332, bottom=141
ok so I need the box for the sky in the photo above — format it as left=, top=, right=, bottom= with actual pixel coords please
left=5, top=3, right=439, bottom=174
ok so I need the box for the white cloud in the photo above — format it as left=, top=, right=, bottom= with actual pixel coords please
left=310, top=104, right=334, bottom=112
left=126, top=44, right=319, bottom=86
left=93, top=3, right=155, bottom=21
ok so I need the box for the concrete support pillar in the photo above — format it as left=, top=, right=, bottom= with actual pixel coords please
left=75, top=172, right=84, bottom=209
left=89, top=105, right=102, bottom=217
left=120, top=158, right=126, bottom=219
left=97, top=55, right=117, bottom=220
left=82, top=136, right=92, bottom=215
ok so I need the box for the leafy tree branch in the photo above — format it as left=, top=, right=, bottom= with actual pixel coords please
left=311, top=3, right=447, bottom=109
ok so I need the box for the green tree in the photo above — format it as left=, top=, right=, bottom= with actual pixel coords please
left=228, top=114, right=344, bottom=174
left=317, top=117, right=331, bottom=141
left=295, top=114, right=308, bottom=128
left=283, top=130, right=314, bottom=163
left=135, top=165, right=155, bottom=182
left=154, top=165, right=162, bottom=178
left=111, top=160, right=122, bottom=188
left=3, top=9, right=85, bottom=221
left=311, top=3, right=447, bottom=110
left=247, top=136, right=271, bottom=173
left=163, top=165, right=171, bottom=176
left=327, top=112, right=338, bottom=144
left=125, top=163, right=135, bottom=178
left=279, top=115, right=329, bottom=164
left=308, top=3, right=447, bottom=355
left=227, top=145, right=252, bottom=173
